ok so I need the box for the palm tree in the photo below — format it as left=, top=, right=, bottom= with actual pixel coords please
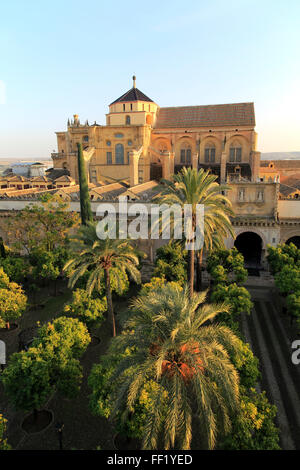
left=154, top=168, right=234, bottom=293
left=110, top=284, right=240, bottom=449
left=64, top=223, right=141, bottom=337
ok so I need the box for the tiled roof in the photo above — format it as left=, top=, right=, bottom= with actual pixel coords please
left=261, top=160, right=300, bottom=169
left=30, top=176, right=51, bottom=182
left=121, top=181, right=160, bottom=200
left=110, top=87, right=153, bottom=105
left=279, top=182, right=300, bottom=197
left=6, top=175, right=29, bottom=182
left=54, top=175, right=74, bottom=182
left=89, top=183, right=125, bottom=195
left=154, top=103, right=255, bottom=129
left=46, top=168, right=70, bottom=180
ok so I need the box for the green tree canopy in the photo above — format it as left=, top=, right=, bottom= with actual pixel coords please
left=207, top=247, right=248, bottom=285
left=0, top=268, right=27, bottom=328
left=153, top=241, right=187, bottom=285
left=6, top=193, right=79, bottom=254
left=64, top=288, right=107, bottom=329
left=2, top=317, right=91, bottom=413
left=210, top=283, right=253, bottom=334
left=1, top=348, right=52, bottom=412
left=220, top=388, right=280, bottom=450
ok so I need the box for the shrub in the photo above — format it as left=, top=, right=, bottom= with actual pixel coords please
left=0, top=415, right=11, bottom=450
left=153, top=241, right=187, bottom=285
left=210, top=283, right=253, bottom=334
left=207, top=247, right=248, bottom=285
left=220, top=388, right=280, bottom=450
left=0, top=255, right=30, bottom=284
left=64, top=289, right=107, bottom=329
left=140, top=276, right=183, bottom=296
left=2, top=317, right=91, bottom=414
left=0, top=268, right=27, bottom=329
left=230, top=339, right=260, bottom=388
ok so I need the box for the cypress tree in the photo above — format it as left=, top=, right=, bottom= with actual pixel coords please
left=77, top=142, right=93, bottom=225
left=0, top=238, right=6, bottom=258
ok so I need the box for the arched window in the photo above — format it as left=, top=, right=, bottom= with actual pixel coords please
left=204, top=143, right=216, bottom=163
left=229, top=141, right=242, bottom=162
left=180, top=144, right=192, bottom=164
left=126, top=115, right=131, bottom=125
left=115, top=143, right=124, bottom=164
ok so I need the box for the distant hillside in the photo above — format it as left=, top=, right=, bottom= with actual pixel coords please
left=261, top=152, right=300, bottom=160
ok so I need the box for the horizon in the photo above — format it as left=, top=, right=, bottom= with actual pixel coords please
left=1, top=0, right=300, bottom=158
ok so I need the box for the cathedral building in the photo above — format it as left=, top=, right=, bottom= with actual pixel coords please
left=50, top=77, right=286, bottom=265
left=52, top=76, right=261, bottom=187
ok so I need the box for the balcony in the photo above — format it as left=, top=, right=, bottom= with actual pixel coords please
left=51, top=152, right=66, bottom=160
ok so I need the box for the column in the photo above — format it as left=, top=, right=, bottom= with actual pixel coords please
left=220, top=152, right=227, bottom=183
left=192, top=153, right=198, bottom=170
left=130, top=150, right=139, bottom=187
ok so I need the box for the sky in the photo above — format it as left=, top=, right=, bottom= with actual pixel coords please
left=0, top=0, right=300, bottom=159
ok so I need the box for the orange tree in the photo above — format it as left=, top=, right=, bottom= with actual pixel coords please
left=1, top=317, right=90, bottom=418
left=0, top=268, right=27, bottom=329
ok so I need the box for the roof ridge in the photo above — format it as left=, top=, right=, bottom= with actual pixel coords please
left=159, top=102, right=254, bottom=110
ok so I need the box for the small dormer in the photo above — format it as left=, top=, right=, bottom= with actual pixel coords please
left=106, top=76, right=158, bottom=126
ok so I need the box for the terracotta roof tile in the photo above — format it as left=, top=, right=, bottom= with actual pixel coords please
left=261, top=160, right=300, bottom=169
left=154, top=102, right=255, bottom=128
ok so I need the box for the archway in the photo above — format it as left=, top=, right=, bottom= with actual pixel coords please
left=286, top=236, right=300, bottom=249
left=234, top=231, right=263, bottom=267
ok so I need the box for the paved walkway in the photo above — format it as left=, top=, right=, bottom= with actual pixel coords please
left=241, top=286, right=300, bottom=450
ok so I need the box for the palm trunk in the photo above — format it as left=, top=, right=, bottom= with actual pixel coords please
left=104, top=268, right=116, bottom=337
left=188, top=247, right=195, bottom=295
left=196, top=249, right=203, bottom=291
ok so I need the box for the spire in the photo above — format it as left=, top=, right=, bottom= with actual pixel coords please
left=132, top=75, right=136, bottom=89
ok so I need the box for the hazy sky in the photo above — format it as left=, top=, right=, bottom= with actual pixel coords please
left=1, top=0, right=300, bottom=159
